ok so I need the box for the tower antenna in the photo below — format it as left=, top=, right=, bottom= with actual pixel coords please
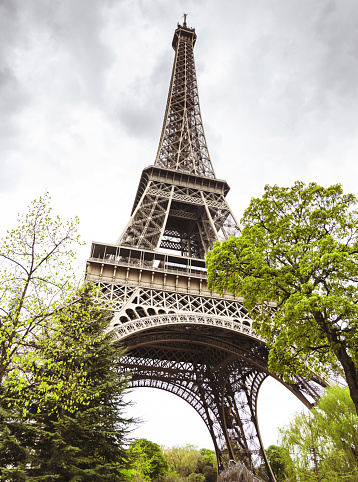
left=183, top=12, right=188, bottom=27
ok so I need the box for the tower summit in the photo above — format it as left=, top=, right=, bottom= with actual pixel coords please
left=86, top=21, right=327, bottom=479
left=155, top=20, right=214, bottom=178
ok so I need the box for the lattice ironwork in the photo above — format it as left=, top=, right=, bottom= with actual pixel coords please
left=118, top=181, right=172, bottom=251
left=117, top=180, right=240, bottom=257
left=86, top=20, right=329, bottom=481
left=115, top=321, right=325, bottom=479
left=155, top=23, right=214, bottom=178
left=116, top=20, right=240, bottom=257
left=96, top=282, right=252, bottom=323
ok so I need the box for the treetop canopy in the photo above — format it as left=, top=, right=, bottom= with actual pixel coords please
left=206, top=181, right=358, bottom=412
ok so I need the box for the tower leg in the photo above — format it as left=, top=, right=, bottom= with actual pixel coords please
left=217, top=369, right=276, bottom=481
left=123, top=346, right=275, bottom=481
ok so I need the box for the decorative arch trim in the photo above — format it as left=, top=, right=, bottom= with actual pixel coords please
left=114, top=313, right=263, bottom=342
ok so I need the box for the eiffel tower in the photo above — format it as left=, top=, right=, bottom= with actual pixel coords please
left=86, top=19, right=327, bottom=480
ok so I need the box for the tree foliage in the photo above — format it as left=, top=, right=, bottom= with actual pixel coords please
left=197, top=449, right=217, bottom=482
left=0, top=194, right=133, bottom=479
left=124, top=438, right=169, bottom=481
left=265, top=445, right=295, bottom=482
left=163, top=444, right=200, bottom=478
left=0, top=284, right=132, bottom=481
left=0, top=192, right=82, bottom=400
left=125, top=443, right=216, bottom=482
left=159, top=445, right=216, bottom=482
left=279, top=386, right=358, bottom=481
left=206, top=182, right=358, bottom=412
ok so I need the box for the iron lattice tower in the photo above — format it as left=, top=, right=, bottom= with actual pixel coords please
left=86, top=21, right=327, bottom=480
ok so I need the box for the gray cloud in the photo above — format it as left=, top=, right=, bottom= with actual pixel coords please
left=189, top=0, right=358, bottom=187
left=0, top=2, right=28, bottom=116
left=0, top=0, right=118, bottom=188
left=115, top=50, right=172, bottom=138
left=0, top=0, right=116, bottom=112
left=1, top=0, right=357, bottom=211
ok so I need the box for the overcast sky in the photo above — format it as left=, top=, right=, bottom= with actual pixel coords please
left=1, top=0, right=357, bottom=450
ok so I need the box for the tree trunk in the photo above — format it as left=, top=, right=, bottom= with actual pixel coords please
left=314, top=313, right=358, bottom=416
left=336, top=344, right=358, bottom=416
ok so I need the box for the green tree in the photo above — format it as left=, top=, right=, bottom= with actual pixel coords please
left=126, top=438, right=169, bottom=481
left=265, top=445, right=295, bottom=482
left=187, top=474, right=205, bottom=482
left=206, top=182, right=358, bottom=413
left=280, top=386, right=358, bottom=481
left=163, top=445, right=200, bottom=478
left=197, top=449, right=217, bottom=482
left=198, top=448, right=216, bottom=467
left=316, top=386, right=358, bottom=468
left=157, top=473, right=186, bottom=482
left=0, top=284, right=132, bottom=481
left=160, top=445, right=216, bottom=482
left=283, top=411, right=323, bottom=482
left=0, top=192, right=84, bottom=407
